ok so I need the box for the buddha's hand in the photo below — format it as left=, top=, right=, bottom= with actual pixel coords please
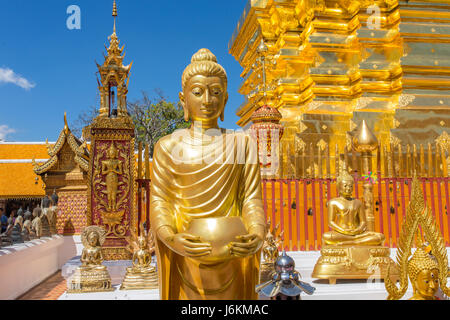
left=230, top=234, right=263, bottom=258
left=168, top=233, right=212, bottom=258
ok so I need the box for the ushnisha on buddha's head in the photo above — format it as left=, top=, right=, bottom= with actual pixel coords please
left=337, top=170, right=354, bottom=199
left=179, top=48, right=229, bottom=128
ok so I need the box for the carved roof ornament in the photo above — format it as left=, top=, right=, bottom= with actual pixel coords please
left=33, top=112, right=90, bottom=175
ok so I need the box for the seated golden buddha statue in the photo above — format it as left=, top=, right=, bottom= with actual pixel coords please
left=68, top=226, right=113, bottom=293
left=323, top=170, right=384, bottom=246
left=312, top=169, right=396, bottom=284
left=120, top=224, right=158, bottom=290
left=150, top=48, right=266, bottom=300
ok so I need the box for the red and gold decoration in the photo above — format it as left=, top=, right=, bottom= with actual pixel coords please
left=249, top=40, right=284, bottom=176
left=86, top=1, right=135, bottom=260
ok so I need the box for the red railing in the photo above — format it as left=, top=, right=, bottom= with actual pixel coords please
left=262, top=177, right=450, bottom=251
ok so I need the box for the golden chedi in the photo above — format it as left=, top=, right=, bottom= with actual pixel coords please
left=120, top=224, right=158, bottom=290
left=312, top=167, right=396, bottom=284
left=385, top=176, right=450, bottom=300
left=150, top=48, right=266, bottom=300
left=68, top=226, right=113, bottom=293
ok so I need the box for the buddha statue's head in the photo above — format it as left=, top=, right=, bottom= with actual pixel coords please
left=138, top=236, right=148, bottom=249
left=87, top=230, right=100, bottom=247
left=408, top=247, right=440, bottom=299
left=180, top=48, right=228, bottom=125
left=107, top=142, right=119, bottom=159
left=337, top=170, right=354, bottom=199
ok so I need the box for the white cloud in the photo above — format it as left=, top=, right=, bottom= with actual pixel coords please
left=0, top=67, right=35, bottom=90
left=0, top=125, right=15, bottom=141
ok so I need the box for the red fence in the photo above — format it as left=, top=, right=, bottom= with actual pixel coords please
left=262, top=177, right=450, bottom=251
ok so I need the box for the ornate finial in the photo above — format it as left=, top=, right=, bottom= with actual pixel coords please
left=63, top=112, right=69, bottom=134
left=256, top=39, right=269, bottom=101
left=112, top=0, right=118, bottom=33
left=352, top=120, right=378, bottom=153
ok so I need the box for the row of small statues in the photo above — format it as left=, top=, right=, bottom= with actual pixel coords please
left=67, top=221, right=316, bottom=300
left=0, top=204, right=58, bottom=247
left=67, top=223, right=158, bottom=293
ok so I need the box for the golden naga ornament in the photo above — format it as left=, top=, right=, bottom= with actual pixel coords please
left=150, top=48, right=266, bottom=300
left=312, top=164, right=398, bottom=284
left=385, top=176, right=450, bottom=300
left=260, top=219, right=284, bottom=284
left=120, top=223, right=158, bottom=290
left=67, top=226, right=113, bottom=293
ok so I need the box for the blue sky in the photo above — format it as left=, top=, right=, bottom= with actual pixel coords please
left=0, top=0, right=247, bottom=142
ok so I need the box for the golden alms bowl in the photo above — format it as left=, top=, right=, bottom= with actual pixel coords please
left=186, top=216, right=248, bottom=264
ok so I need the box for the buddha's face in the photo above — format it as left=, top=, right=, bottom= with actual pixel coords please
left=413, top=269, right=439, bottom=299
left=339, top=180, right=354, bottom=198
left=138, top=237, right=147, bottom=249
left=180, top=75, right=228, bottom=123
left=88, top=232, right=99, bottom=247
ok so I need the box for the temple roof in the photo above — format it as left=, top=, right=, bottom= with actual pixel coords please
left=0, top=143, right=47, bottom=199
left=0, top=163, right=45, bottom=199
left=33, top=113, right=90, bottom=175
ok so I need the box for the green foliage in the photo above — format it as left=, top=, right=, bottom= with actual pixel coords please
left=72, top=91, right=189, bottom=157
left=128, top=91, right=190, bottom=156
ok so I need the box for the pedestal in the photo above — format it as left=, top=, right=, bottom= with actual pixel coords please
left=312, top=245, right=399, bottom=285
left=67, top=267, right=114, bottom=293
left=120, top=266, right=158, bottom=290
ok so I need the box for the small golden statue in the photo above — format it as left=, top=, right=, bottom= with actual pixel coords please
left=67, top=226, right=113, bottom=293
left=120, top=223, right=158, bottom=290
left=101, top=142, right=123, bottom=212
left=385, top=176, right=450, bottom=300
left=312, top=166, right=397, bottom=284
left=260, top=220, right=284, bottom=284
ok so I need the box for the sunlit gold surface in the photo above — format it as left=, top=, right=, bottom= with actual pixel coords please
left=385, top=176, right=450, bottom=300
left=230, top=0, right=450, bottom=167
left=312, top=168, right=396, bottom=283
left=68, top=226, right=113, bottom=293
left=150, top=49, right=265, bottom=300
left=120, top=224, right=158, bottom=290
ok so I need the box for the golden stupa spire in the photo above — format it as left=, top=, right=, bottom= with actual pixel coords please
left=112, top=0, right=118, bottom=34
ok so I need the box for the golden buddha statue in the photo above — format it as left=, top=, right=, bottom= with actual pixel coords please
left=68, top=226, right=113, bottom=293
left=120, top=224, right=158, bottom=290
left=312, top=167, right=396, bottom=284
left=150, top=48, right=266, bottom=300
left=385, top=176, right=450, bottom=300
left=260, top=220, right=284, bottom=284
left=101, top=142, right=123, bottom=212
left=323, top=169, right=385, bottom=246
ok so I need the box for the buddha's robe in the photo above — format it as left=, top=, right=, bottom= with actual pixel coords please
left=150, top=128, right=265, bottom=300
